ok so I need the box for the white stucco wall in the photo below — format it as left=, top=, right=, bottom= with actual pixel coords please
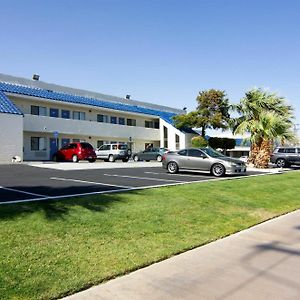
left=159, top=119, right=188, bottom=150
left=0, top=113, right=23, bottom=163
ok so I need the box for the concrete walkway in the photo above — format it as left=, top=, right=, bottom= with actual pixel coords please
left=63, top=210, right=300, bottom=300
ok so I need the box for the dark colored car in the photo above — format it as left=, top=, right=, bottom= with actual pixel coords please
left=52, top=142, right=96, bottom=163
left=162, top=147, right=246, bottom=177
left=133, top=147, right=168, bottom=162
left=270, top=146, right=300, bottom=167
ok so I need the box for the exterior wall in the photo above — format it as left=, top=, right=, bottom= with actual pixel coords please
left=23, top=132, right=161, bottom=161
left=184, top=133, right=196, bottom=148
left=159, top=119, right=187, bottom=150
left=10, top=95, right=159, bottom=128
left=3, top=94, right=189, bottom=161
left=0, top=113, right=23, bottom=163
left=23, top=114, right=160, bottom=141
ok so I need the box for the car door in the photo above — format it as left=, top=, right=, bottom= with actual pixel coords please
left=68, top=143, right=78, bottom=160
left=176, top=149, right=189, bottom=168
left=140, top=148, right=151, bottom=160
left=186, top=149, right=211, bottom=171
left=60, top=143, right=74, bottom=160
left=149, top=148, right=158, bottom=160
left=97, top=145, right=110, bottom=159
left=285, top=148, right=297, bottom=164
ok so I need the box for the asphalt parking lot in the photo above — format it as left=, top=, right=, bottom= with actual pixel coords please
left=0, top=163, right=270, bottom=204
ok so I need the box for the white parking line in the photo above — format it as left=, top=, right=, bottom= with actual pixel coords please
left=103, top=173, right=186, bottom=182
left=144, top=171, right=209, bottom=177
left=50, top=177, right=133, bottom=189
left=0, top=186, right=47, bottom=198
left=0, top=172, right=279, bottom=205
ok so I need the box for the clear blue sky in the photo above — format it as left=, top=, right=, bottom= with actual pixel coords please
left=1, top=0, right=300, bottom=125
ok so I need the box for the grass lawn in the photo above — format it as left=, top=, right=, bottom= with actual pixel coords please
left=1, top=171, right=300, bottom=299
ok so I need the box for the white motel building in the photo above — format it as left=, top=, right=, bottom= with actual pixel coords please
left=0, top=73, right=196, bottom=163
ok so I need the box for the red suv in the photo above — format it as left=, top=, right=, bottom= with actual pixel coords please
left=53, top=142, right=96, bottom=162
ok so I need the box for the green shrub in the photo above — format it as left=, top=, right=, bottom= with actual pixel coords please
left=191, top=136, right=208, bottom=147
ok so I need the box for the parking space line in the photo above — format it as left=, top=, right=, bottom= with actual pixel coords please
left=0, top=186, right=47, bottom=198
left=0, top=172, right=278, bottom=205
left=144, top=171, right=209, bottom=178
left=50, top=177, right=133, bottom=189
left=103, top=173, right=186, bottom=182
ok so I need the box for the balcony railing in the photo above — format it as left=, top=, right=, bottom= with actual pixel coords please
left=23, top=114, right=160, bottom=140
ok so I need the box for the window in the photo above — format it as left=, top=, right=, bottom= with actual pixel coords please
left=175, top=134, right=180, bottom=150
left=154, top=121, right=159, bottom=129
left=188, top=149, right=206, bottom=158
left=31, top=137, right=46, bottom=151
left=163, top=126, right=168, bottom=138
left=119, top=117, right=125, bottom=125
left=61, top=138, right=70, bottom=147
left=73, top=111, right=85, bottom=120
left=31, top=105, right=39, bottom=115
left=145, top=121, right=154, bottom=128
left=127, top=118, right=136, bottom=126
left=163, top=126, right=168, bottom=148
left=80, top=142, right=93, bottom=149
left=178, top=150, right=187, bottom=156
left=110, top=116, right=117, bottom=124
left=62, top=110, right=70, bottom=119
left=97, top=140, right=104, bottom=148
left=98, top=145, right=110, bottom=151
left=31, top=105, right=47, bottom=116
left=285, top=148, right=296, bottom=153
left=97, top=114, right=109, bottom=123
left=39, top=107, right=47, bottom=116
left=50, top=108, right=59, bottom=118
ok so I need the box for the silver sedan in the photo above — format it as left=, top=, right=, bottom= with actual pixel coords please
left=162, top=148, right=246, bottom=177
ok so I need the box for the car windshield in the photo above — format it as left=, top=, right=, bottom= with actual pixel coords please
left=80, top=142, right=93, bottom=149
left=118, top=144, right=128, bottom=150
left=201, top=147, right=225, bottom=158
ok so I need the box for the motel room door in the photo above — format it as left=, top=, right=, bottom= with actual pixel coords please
left=49, top=138, right=58, bottom=160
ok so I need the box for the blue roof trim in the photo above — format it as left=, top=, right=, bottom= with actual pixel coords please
left=0, top=82, right=176, bottom=123
left=0, top=90, right=23, bottom=115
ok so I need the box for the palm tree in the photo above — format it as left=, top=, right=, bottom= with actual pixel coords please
left=232, top=88, right=295, bottom=168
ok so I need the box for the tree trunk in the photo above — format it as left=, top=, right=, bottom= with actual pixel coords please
left=201, top=126, right=206, bottom=138
left=249, top=143, right=259, bottom=164
left=254, top=138, right=272, bottom=168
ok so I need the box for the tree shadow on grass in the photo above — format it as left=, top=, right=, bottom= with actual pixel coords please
left=0, top=184, right=128, bottom=220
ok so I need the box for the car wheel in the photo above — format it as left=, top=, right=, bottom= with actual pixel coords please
left=133, top=155, right=139, bottom=162
left=88, top=158, right=96, bottom=163
left=157, top=155, right=162, bottom=162
left=211, top=163, right=225, bottom=177
left=72, top=155, right=79, bottom=163
left=122, top=158, right=129, bottom=162
left=167, top=161, right=178, bottom=174
left=108, top=155, right=115, bottom=162
left=276, top=158, right=287, bottom=168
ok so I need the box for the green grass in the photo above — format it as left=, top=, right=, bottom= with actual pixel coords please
left=1, top=172, right=300, bottom=299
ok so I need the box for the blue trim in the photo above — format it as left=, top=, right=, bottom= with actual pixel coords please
left=0, top=91, right=23, bottom=115
left=0, top=82, right=176, bottom=123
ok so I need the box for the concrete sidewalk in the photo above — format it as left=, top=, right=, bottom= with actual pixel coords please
left=63, top=210, right=300, bottom=300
